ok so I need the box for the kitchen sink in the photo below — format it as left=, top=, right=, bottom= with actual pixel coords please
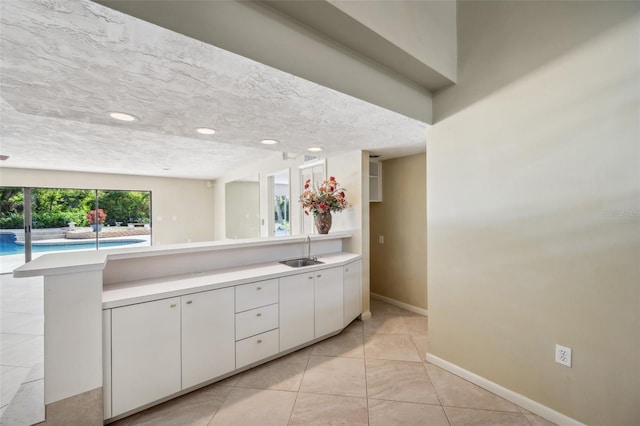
left=279, top=258, right=324, bottom=268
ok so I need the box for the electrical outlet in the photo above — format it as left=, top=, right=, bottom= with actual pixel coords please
left=378, top=235, right=384, bottom=244
left=555, top=344, right=572, bottom=367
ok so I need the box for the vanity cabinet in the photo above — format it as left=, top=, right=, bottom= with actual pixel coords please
left=111, top=297, right=182, bottom=416
left=279, top=272, right=315, bottom=352
left=343, top=260, right=362, bottom=326
left=314, top=267, right=344, bottom=337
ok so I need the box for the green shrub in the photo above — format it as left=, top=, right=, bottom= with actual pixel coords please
left=0, top=213, right=23, bottom=229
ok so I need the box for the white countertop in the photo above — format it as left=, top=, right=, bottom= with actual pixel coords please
left=13, top=233, right=352, bottom=278
left=102, top=252, right=360, bottom=309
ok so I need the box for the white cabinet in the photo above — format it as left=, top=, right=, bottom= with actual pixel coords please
left=279, top=272, right=315, bottom=352
left=181, top=288, right=235, bottom=389
left=235, top=303, right=278, bottom=341
left=236, top=329, right=280, bottom=368
left=111, top=297, right=182, bottom=417
left=235, top=279, right=279, bottom=368
left=369, top=159, right=382, bottom=202
left=235, top=279, right=278, bottom=312
left=343, top=260, right=362, bottom=326
left=314, top=267, right=344, bottom=337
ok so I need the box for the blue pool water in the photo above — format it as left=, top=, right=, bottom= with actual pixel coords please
left=0, top=239, right=146, bottom=256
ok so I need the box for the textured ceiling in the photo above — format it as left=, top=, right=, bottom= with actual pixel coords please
left=0, top=0, right=428, bottom=180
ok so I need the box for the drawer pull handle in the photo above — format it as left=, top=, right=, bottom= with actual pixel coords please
left=170, top=304, right=176, bottom=308
left=308, top=276, right=313, bottom=280
left=256, top=313, right=262, bottom=317
left=257, top=339, right=263, bottom=344
left=256, top=286, right=262, bottom=291
left=186, top=301, right=193, bottom=304
left=346, top=268, right=349, bottom=272
left=317, top=275, right=322, bottom=278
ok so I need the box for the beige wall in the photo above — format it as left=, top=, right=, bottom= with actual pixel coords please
left=0, top=168, right=215, bottom=245
left=370, top=153, right=427, bottom=310
left=427, top=2, right=639, bottom=425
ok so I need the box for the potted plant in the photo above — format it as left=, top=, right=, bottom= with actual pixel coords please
left=299, top=176, right=348, bottom=234
left=87, top=209, right=107, bottom=232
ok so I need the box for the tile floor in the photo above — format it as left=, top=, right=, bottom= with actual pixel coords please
left=0, top=272, right=557, bottom=426
left=0, top=273, right=45, bottom=425
left=111, top=299, right=556, bottom=426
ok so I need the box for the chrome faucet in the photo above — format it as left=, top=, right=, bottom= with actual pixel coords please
left=306, top=235, right=317, bottom=261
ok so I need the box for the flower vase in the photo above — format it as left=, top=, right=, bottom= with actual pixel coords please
left=92, top=224, right=103, bottom=232
left=314, top=211, right=332, bottom=234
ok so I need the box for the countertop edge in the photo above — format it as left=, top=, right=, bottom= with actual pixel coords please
left=13, top=233, right=353, bottom=277
left=102, top=252, right=360, bottom=309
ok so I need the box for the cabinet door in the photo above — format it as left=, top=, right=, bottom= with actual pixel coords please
left=279, top=273, right=315, bottom=352
left=343, top=260, right=362, bottom=326
left=314, top=267, right=344, bottom=337
left=111, top=297, right=181, bottom=416
left=182, top=287, right=235, bottom=389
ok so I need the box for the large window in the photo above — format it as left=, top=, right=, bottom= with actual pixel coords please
left=0, top=187, right=151, bottom=272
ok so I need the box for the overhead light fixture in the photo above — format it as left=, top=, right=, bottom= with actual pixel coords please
left=109, top=112, right=139, bottom=122
left=0, top=155, right=9, bottom=161
left=261, top=139, right=278, bottom=145
left=196, top=127, right=216, bottom=135
left=308, top=147, right=323, bottom=152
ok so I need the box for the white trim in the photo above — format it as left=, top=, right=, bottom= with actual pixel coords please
left=426, top=354, right=585, bottom=426
left=360, top=311, right=372, bottom=321
left=370, top=292, right=428, bottom=316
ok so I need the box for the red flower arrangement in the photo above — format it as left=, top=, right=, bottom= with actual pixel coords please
left=86, top=209, right=107, bottom=225
left=299, top=176, right=348, bottom=216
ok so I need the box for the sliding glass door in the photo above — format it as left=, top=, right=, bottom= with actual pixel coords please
left=0, top=186, right=151, bottom=273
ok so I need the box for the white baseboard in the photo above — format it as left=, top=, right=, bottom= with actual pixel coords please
left=370, top=292, right=428, bottom=316
left=426, top=354, right=585, bottom=426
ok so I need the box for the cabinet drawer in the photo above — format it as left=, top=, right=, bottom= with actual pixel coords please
left=235, top=279, right=278, bottom=312
left=236, top=329, right=279, bottom=368
left=235, top=303, right=278, bottom=341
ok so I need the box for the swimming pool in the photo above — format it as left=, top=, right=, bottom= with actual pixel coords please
left=0, top=239, right=147, bottom=256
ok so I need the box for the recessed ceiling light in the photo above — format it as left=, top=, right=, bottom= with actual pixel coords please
left=261, top=139, right=278, bottom=145
left=196, top=127, right=216, bottom=135
left=109, top=112, right=139, bottom=122
left=308, top=147, right=323, bottom=152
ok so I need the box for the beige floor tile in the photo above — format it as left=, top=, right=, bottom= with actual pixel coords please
left=370, top=299, right=407, bottom=315
left=517, top=406, right=558, bottom=426
left=113, top=384, right=231, bottom=426
left=426, top=363, right=519, bottom=412
left=366, top=359, right=440, bottom=405
left=0, top=335, right=43, bottom=367
left=289, top=392, right=368, bottom=426
left=411, top=335, right=429, bottom=362
left=209, top=387, right=296, bottom=426
left=368, top=399, right=449, bottom=426
left=311, top=329, right=364, bottom=358
left=343, top=319, right=364, bottom=334
left=404, top=315, right=428, bottom=335
left=364, top=333, right=422, bottom=362
left=0, top=378, right=44, bottom=426
left=363, top=313, right=410, bottom=335
left=444, top=406, right=531, bottom=425
left=0, top=333, right=36, bottom=352
left=1, top=365, right=30, bottom=407
left=299, top=355, right=366, bottom=397
left=234, top=351, right=309, bottom=391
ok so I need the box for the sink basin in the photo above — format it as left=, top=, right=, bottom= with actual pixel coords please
left=279, top=258, right=324, bottom=268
